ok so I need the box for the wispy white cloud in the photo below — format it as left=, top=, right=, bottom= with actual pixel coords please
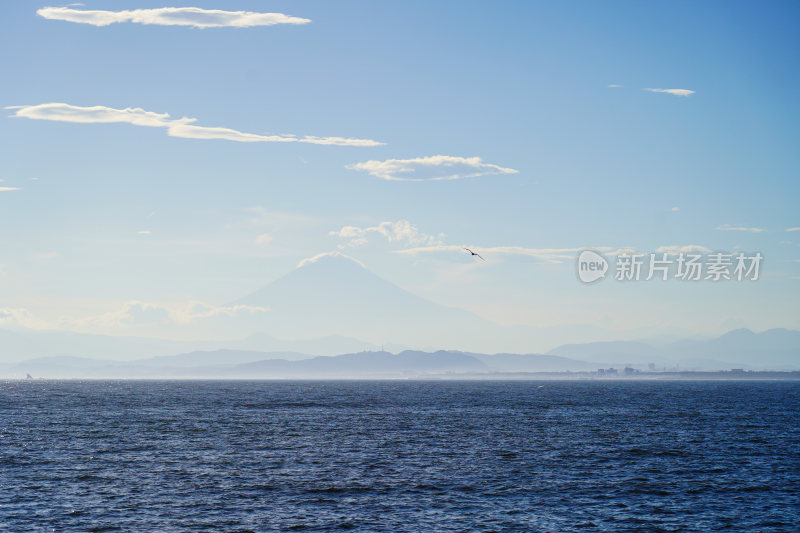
left=330, top=220, right=444, bottom=248
left=643, top=88, right=695, bottom=97
left=255, top=233, right=273, bottom=245
left=347, top=155, right=518, bottom=181
left=137, top=230, right=152, bottom=235
left=716, top=224, right=766, bottom=233
left=120, top=302, right=171, bottom=325
left=397, top=245, right=612, bottom=263
left=655, top=245, right=711, bottom=255
left=605, top=248, right=647, bottom=257
left=786, top=227, right=800, bottom=232
left=605, top=245, right=711, bottom=258
left=176, top=302, right=269, bottom=322
left=7, top=103, right=384, bottom=147
left=10, top=103, right=180, bottom=126
left=671, top=207, right=680, bottom=212
left=297, top=251, right=364, bottom=269
left=0, top=187, right=21, bottom=192
left=0, top=307, right=49, bottom=329
left=607, top=84, right=623, bottom=88
left=71, top=300, right=269, bottom=329
left=37, top=6, right=310, bottom=28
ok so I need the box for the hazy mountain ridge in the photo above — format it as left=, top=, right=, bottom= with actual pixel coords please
left=547, top=328, right=800, bottom=370
left=0, top=349, right=595, bottom=379
left=3, top=327, right=798, bottom=379
left=0, top=328, right=398, bottom=362
left=238, top=350, right=489, bottom=378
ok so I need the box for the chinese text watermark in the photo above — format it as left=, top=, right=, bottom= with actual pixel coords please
left=577, top=250, right=762, bottom=284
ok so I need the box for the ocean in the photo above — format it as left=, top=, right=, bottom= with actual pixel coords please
left=1, top=380, right=797, bottom=532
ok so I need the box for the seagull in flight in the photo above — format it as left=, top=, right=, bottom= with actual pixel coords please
left=464, top=248, right=485, bottom=261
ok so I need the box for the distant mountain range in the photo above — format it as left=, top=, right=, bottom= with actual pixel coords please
left=0, top=349, right=603, bottom=379
left=0, top=350, right=435, bottom=379
left=2, top=327, right=798, bottom=379
left=0, top=326, right=405, bottom=361
left=547, top=328, right=800, bottom=370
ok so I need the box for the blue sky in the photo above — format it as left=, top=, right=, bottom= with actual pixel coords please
left=0, top=1, right=798, bottom=342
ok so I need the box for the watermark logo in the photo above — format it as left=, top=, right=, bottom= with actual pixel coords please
left=577, top=250, right=763, bottom=284
left=577, top=249, right=609, bottom=284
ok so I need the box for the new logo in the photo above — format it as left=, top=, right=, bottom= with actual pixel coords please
left=577, top=249, right=608, bottom=283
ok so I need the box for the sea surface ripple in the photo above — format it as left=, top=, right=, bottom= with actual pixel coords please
left=1, top=380, right=798, bottom=532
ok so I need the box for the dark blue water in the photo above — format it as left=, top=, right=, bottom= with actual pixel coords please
left=1, top=381, right=798, bottom=532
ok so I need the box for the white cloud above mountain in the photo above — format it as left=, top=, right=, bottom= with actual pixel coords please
left=297, top=251, right=364, bottom=268
left=330, top=220, right=444, bottom=248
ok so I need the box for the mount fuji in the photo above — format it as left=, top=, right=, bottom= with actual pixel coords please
left=234, top=252, right=502, bottom=351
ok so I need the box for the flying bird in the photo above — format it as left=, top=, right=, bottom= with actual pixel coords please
left=464, top=248, right=485, bottom=261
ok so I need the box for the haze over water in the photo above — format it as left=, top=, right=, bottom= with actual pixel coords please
left=2, top=380, right=797, bottom=531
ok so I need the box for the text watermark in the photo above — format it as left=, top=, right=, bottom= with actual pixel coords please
left=577, top=250, right=762, bottom=284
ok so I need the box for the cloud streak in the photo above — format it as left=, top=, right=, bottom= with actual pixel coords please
left=0, top=187, right=21, bottom=192
left=348, top=155, right=518, bottom=181
left=643, top=88, right=695, bottom=97
left=715, top=224, right=766, bottom=233
left=0, top=307, right=48, bottom=329
left=75, top=301, right=269, bottom=328
left=397, top=245, right=612, bottom=263
left=400, top=244, right=714, bottom=262
left=655, top=245, right=712, bottom=255
left=37, top=6, right=310, bottom=28
left=8, top=103, right=384, bottom=147
left=0, top=300, right=269, bottom=332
